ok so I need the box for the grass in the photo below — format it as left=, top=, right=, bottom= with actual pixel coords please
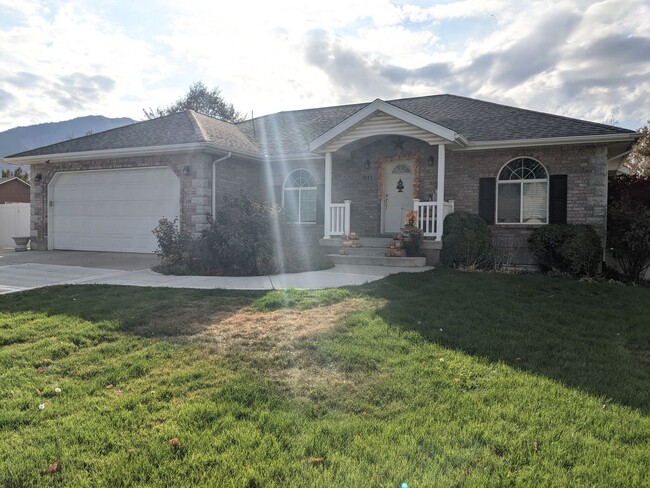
left=0, top=270, right=649, bottom=486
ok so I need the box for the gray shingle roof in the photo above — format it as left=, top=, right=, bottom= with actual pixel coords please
left=7, top=110, right=260, bottom=158
left=6, top=94, right=635, bottom=160
left=237, top=94, right=635, bottom=155
left=388, top=94, right=635, bottom=142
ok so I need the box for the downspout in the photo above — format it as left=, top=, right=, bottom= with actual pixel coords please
left=212, top=152, right=232, bottom=216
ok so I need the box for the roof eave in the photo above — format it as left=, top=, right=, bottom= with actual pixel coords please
left=459, top=132, right=641, bottom=151
left=2, top=142, right=262, bottom=165
left=0, top=177, right=30, bottom=187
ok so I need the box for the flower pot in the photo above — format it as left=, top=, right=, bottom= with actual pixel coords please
left=403, top=244, right=419, bottom=257
left=12, top=236, right=30, bottom=252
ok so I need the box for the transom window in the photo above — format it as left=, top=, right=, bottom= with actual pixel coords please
left=392, top=163, right=411, bottom=174
left=497, top=158, right=548, bottom=224
left=283, top=169, right=317, bottom=223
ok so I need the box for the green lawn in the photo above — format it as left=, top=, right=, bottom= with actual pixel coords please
left=1, top=270, right=649, bottom=486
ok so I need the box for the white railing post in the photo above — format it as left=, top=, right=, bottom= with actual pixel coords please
left=324, top=152, right=332, bottom=239
left=344, top=200, right=351, bottom=236
left=436, top=144, right=446, bottom=240
left=413, top=198, right=420, bottom=228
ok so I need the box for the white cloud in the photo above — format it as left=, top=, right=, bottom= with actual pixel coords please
left=0, top=0, right=648, bottom=133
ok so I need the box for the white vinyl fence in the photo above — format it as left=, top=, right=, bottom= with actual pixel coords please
left=0, top=203, right=30, bottom=248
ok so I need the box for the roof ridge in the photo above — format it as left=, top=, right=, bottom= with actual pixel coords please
left=186, top=110, right=209, bottom=142
left=3, top=110, right=197, bottom=158
left=238, top=100, right=369, bottom=124
left=0, top=177, right=30, bottom=186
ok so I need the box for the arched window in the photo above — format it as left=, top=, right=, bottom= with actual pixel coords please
left=497, top=157, right=548, bottom=224
left=283, top=169, right=317, bottom=223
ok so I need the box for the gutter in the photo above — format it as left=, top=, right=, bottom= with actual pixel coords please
left=1, top=142, right=261, bottom=165
left=212, top=152, right=232, bottom=216
left=458, top=132, right=641, bottom=151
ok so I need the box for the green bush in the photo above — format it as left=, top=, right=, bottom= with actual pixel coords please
left=528, top=224, right=601, bottom=276
left=440, top=212, right=494, bottom=269
left=609, top=195, right=650, bottom=284
left=152, top=218, right=192, bottom=271
left=153, top=193, right=332, bottom=276
left=194, top=193, right=282, bottom=276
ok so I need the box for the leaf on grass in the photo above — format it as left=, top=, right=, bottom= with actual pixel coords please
left=305, top=457, right=324, bottom=466
left=46, top=463, right=61, bottom=475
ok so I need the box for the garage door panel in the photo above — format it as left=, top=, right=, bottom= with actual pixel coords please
left=55, top=200, right=178, bottom=218
left=50, top=167, right=180, bottom=253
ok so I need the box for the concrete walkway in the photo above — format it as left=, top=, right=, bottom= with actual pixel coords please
left=0, top=250, right=431, bottom=294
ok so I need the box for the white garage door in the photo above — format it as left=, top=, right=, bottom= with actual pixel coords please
left=49, top=167, right=180, bottom=253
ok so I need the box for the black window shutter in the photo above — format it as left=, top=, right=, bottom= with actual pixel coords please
left=549, top=175, right=568, bottom=224
left=478, top=177, right=496, bottom=224
left=316, top=184, right=325, bottom=225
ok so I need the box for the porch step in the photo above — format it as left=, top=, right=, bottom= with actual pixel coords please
left=327, top=254, right=427, bottom=267
left=320, top=237, right=399, bottom=248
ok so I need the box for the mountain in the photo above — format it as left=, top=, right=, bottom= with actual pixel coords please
left=0, top=115, right=136, bottom=173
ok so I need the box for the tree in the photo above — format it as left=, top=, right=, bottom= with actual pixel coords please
left=625, top=121, right=650, bottom=176
left=143, top=81, right=245, bottom=123
left=1, top=167, right=28, bottom=183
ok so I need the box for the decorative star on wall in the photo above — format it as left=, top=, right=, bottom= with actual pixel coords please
left=392, top=136, right=405, bottom=151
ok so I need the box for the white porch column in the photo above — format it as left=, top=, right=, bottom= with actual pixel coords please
left=323, top=152, right=332, bottom=239
left=436, top=144, right=445, bottom=241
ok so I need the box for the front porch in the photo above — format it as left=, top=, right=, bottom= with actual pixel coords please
left=305, top=99, right=468, bottom=267
left=324, top=198, right=456, bottom=240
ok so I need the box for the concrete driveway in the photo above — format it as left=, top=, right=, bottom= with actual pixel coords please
left=0, top=249, right=431, bottom=294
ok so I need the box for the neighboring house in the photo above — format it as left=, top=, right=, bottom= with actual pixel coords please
left=2, top=94, right=640, bottom=264
left=0, top=177, right=30, bottom=204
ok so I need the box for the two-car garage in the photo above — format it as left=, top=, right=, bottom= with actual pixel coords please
left=48, top=166, right=180, bottom=253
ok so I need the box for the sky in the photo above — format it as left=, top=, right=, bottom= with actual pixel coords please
left=0, top=0, right=649, bottom=133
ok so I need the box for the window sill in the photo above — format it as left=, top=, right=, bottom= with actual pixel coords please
left=495, top=223, right=547, bottom=228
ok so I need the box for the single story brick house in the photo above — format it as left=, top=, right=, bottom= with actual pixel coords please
left=0, top=177, right=30, bottom=204
left=3, top=94, right=640, bottom=265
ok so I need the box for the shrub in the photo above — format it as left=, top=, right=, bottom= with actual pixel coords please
left=152, top=218, right=192, bottom=271
left=440, top=212, right=494, bottom=269
left=153, top=193, right=332, bottom=276
left=193, top=193, right=283, bottom=276
left=608, top=195, right=650, bottom=284
left=528, top=224, right=601, bottom=276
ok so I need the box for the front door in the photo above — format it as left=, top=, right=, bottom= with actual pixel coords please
left=382, top=161, right=414, bottom=234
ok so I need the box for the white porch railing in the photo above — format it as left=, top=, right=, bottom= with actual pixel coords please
left=414, top=199, right=455, bottom=239
left=327, top=200, right=351, bottom=237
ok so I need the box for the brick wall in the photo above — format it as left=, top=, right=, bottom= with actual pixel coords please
left=327, top=139, right=607, bottom=262
left=330, top=137, right=436, bottom=235
left=28, top=140, right=609, bottom=264
left=30, top=152, right=261, bottom=250
left=441, top=144, right=608, bottom=263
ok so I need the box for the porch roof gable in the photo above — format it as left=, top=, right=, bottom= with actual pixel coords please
left=308, top=99, right=464, bottom=153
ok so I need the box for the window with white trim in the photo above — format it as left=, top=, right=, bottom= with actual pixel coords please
left=283, top=169, right=317, bottom=223
left=497, top=158, right=548, bottom=224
